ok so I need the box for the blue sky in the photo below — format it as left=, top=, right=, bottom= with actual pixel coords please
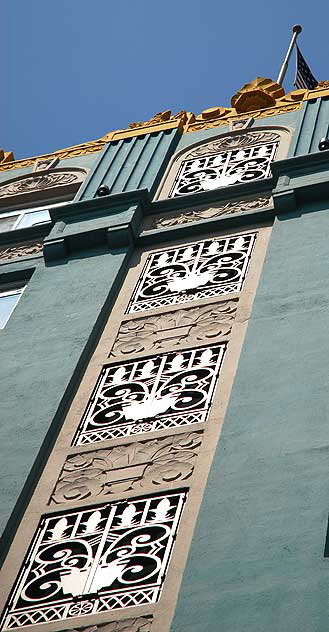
left=2, top=0, right=329, bottom=159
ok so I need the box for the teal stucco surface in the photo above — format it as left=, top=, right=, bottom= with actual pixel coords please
left=171, top=204, right=329, bottom=631
left=0, top=246, right=130, bottom=551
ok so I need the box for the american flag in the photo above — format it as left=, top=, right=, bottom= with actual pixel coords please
left=294, top=45, right=318, bottom=89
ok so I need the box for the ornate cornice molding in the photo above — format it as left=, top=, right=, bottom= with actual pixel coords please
left=0, top=139, right=106, bottom=173
left=3, top=79, right=329, bottom=173
left=0, top=112, right=188, bottom=174
left=186, top=79, right=329, bottom=133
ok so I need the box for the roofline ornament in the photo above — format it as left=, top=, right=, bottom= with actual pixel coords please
left=2, top=79, right=329, bottom=172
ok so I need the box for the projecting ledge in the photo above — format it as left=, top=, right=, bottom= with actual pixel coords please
left=272, top=151, right=329, bottom=212
left=43, top=193, right=145, bottom=261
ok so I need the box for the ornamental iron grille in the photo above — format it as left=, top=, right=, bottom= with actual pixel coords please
left=1, top=492, right=185, bottom=629
left=168, top=132, right=279, bottom=197
left=73, top=344, right=225, bottom=445
left=127, top=233, right=256, bottom=313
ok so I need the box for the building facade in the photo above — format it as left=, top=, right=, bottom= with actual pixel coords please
left=0, top=76, right=329, bottom=631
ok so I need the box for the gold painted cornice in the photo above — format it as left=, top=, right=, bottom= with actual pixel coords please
left=2, top=79, right=329, bottom=173
left=0, top=112, right=189, bottom=173
left=186, top=79, right=329, bottom=133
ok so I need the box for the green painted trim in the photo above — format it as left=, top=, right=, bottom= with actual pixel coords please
left=272, top=150, right=329, bottom=211
left=0, top=223, right=51, bottom=249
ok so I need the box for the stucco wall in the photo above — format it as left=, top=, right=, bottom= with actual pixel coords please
left=170, top=202, right=329, bottom=631
left=0, top=246, right=130, bottom=554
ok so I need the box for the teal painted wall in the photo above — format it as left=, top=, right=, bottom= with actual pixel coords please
left=170, top=203, right=329, bottom=631
left=0, top=126, right=183, bottom=553
left=2, top=98, right=329, bottom=613
left=0, top=245, right=130, bottom=556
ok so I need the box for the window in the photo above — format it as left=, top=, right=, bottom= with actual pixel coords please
left=0, top=284, right=25, bottom=329
left=73, top=343, right=226, bottom=445
left=156, top=128, right=291, bottom=200
left=0, top=201, right=69, bottom=234
left=127, top=233, right=256, bottom=314
left=1, top=491, right=186, bottom=628
left=169, top=137, right=277, bottom=197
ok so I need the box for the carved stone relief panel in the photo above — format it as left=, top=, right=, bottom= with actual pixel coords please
left=183, top=131, right=280, bottom=158
left=1, top=493, right=185, bottom=629
left=64, top=618, right=152, bottom=632
left=127, top=233, right=256, bottom=313
left=72, top=345, right=225, bottom=445
left=110, top=299, right=237, bottom=358
left=0, top=168, right=87, bottom=199
left=148, top=193, right=272, bottom=230
left=0, top=240, right=43, bottom=261
left=51, top=432, right=202, bottom=504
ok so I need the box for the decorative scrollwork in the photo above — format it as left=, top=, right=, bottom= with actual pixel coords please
left=185, top=131, right=280, bottom=158
left=128, top=109, right=188, bottom=129
left=51, top=431, right=202, bottom=503
left=1, top=494, right=184, bottom=629
left=150, top=194, right=272, bottom=229
left=169, top=136, right=277, bottom=197
left=72, top=345, right=225, bottom=445
left=0, top=241, right=43, bottom=261
left=110, top=300, right=237, bottom=357
left=0, top=169, right=87, bottom=198
left=127, top=234, right=256, bottom=313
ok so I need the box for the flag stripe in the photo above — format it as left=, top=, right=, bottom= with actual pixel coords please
left=294, top=45, right=318, bottom=90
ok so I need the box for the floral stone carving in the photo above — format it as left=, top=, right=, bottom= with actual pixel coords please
left=111, top=300, right=237, bottom=357
left=51, top=432, right=202, bottom=503
left=0, top=169, right=87, bottom=198
left=150, top=194, right=272, bottom=229
left=0, top=241, right=43, bottom=261
left=184, top=130, right=280, bottom=159
left=64, top=617, right=152, bottom=632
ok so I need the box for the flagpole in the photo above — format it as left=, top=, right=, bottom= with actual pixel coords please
left=276, top=24, right=302, bottom=86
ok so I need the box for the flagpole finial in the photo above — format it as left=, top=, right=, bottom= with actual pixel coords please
left=293, top=24, right=302, bottom=34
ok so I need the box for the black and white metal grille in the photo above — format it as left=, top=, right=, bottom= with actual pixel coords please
left=1, top=492, right=186, bottom=629
left=169, top=142, right=277, bottom=197
left=73, top=344, right=226, bottom=445
left=127, top=233, right=256, bottom=314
